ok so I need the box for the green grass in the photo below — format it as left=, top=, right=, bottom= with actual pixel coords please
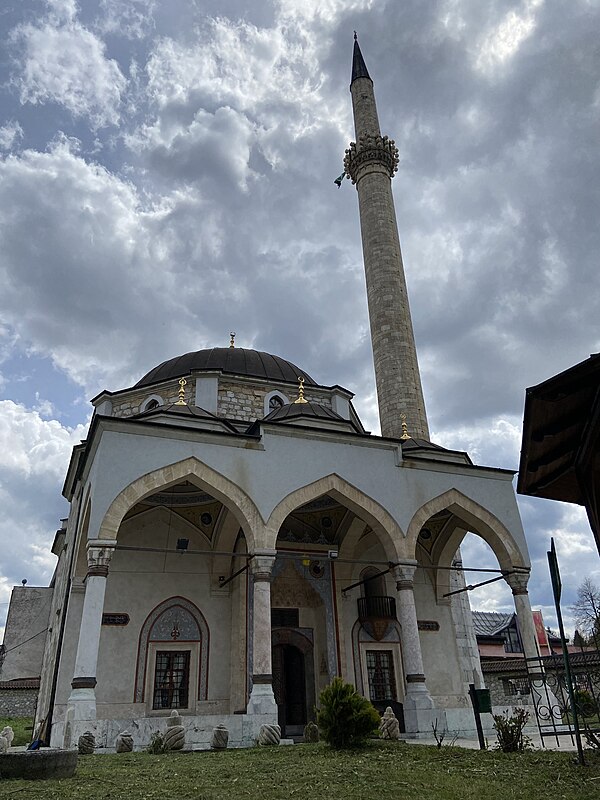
left=0, top=717, right=33, bottom=747
left=0, top=742, right=599, bottom=799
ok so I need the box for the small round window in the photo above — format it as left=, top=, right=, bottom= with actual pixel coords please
left=145, top=399, right=160, bottom=411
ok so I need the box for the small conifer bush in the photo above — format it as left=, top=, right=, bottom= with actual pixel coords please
left=317, top=677, right=381, bottom=749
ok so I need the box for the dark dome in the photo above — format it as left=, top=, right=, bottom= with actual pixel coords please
left=135, top=347, right=316, bottom=388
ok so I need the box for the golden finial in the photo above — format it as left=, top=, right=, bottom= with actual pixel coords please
left=400, top=413, right=411, bottom=440
left=294, top=376, right=308, bottom=404
left=229, top=331, right=236, bottom=348
left=176, top=377, right=187, bottom=405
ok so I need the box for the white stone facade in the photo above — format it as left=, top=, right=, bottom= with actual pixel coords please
left=27, top=368, right=538, bottom=748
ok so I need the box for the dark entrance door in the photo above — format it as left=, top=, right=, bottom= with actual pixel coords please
left=273, top=644, right=307, bottom=736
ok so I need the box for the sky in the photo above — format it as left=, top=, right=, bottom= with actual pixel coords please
left=0, top=0, right=599, bottom=644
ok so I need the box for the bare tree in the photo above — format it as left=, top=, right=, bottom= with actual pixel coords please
left=571, top=577, right=600, bottom=648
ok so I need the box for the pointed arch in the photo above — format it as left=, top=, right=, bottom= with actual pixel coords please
left=97, top=456, right=264, bottom=550
left=406, top=488, right=528, bottom=571
left=265, top=474, right=403, bottom=560
left=134, top=596, right=209, bottom=704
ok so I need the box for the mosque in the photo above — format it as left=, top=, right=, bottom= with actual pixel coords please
left=4, top=38, right=539, bottom=749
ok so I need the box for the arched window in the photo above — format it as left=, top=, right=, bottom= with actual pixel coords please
left=140, top=395, right=164, bottom=413
left=361, top=567, right=386, bottom=600
left=135, top=597, right=209, bottom=711
left=264, top=391, right=289, bottom=416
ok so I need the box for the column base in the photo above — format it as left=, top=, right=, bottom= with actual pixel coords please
left=403, top=682, right=438, bottom=736
left=66, top=688, right=97, bottom=721
left=247, top=682, right=277, bottom=716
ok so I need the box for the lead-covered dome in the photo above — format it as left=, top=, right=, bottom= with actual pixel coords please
left=135, top=347, right=316, bottom=388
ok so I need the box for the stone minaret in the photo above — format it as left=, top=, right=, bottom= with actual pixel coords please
left=344, top=36, right=430, bottom=441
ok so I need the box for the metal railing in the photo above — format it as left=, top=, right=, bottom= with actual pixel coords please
left=357, top=595, right=397, bottom=621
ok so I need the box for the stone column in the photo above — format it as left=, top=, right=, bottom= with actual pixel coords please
left=505, top=570, right=561, bottom=717
left=67, top=540, right=116, bottom=720
left=505, top=571, right=540, bottom=665
left=393, top=563, right=435, bottom=735
left=247, top=549, right=277, bottom=716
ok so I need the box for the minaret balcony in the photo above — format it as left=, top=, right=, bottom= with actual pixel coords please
left=357, top=596, right=397, bottom=622
left=344, top=135, right=399, bottom=183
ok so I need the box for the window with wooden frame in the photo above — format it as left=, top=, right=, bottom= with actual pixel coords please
left=365, top=649, right=397, bottom=702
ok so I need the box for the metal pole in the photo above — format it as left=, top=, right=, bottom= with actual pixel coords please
left=548, top=538, right=585, bottom=766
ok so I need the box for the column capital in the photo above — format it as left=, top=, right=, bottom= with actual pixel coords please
left=250, top=549, right=277, bottom=581
left=392, top=561, right=418, bottom=590
left=86, top=539, right=117, bottom=578
left=505, top=570, right=530, bottom=596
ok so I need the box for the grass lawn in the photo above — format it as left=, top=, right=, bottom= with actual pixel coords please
left=0, top=717, right=33, bottom=747
left=0, top=742, right=599, bottom=800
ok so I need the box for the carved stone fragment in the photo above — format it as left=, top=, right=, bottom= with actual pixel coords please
left=0, top=726, right=14, bottom=748
left=115, top=730, right=134, bottom=753
left=210, top=724, right=229, bottom=750
left=78, top=731, right=95, bottom=754
left=257, top=723, right=281, bottom=746
left=380, top=706, right=401, bottom=740
left=303, top=721, right=319, bottom=743
left=163, top=710, right=185, bottom=751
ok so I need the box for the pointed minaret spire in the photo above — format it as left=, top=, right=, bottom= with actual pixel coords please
left=351, top=32, right=371, bottom=83
left=344, top=37, right=430, bottom=441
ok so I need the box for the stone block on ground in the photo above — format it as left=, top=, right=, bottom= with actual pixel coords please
left=303, top=721, right=319, bottom=743
left=115, top=731, right=134, bottom=753
left=257, top=724, right=281, bottom=746
left=210, top=724, right=229, bottom=750
left=380, top=706, right=401, bottom=740
left=78, top=731, right=95, bottom=755
left=0, top=727, right=14, bottom=748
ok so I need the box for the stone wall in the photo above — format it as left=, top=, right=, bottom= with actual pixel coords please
left=106, top=378, right=333, bottom=422
left=217, top=380, right=332, bottom=422
left=0, top=587, right=52, bottom=682
left=111, top=384, right=190, bottom=418
left=486, top=674, right=534, bottom=708
left=0, top=689, right=38, bottom=717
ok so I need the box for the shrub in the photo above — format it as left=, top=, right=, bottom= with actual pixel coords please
left=573, top=689, right=598, bottom=718
left=317, top=677, right=381, bottom=749
left=493, top=708, right=532, bottom=752
left=146, top=731, right=166, bottom=754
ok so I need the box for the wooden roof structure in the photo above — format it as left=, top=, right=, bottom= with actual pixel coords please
left=518, top=353, right=600, bottom=555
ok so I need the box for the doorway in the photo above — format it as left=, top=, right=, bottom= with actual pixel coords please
left=273, top=644, right=307, bottom=736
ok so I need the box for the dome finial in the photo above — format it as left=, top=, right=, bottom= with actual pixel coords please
left=294, top=376, right=308, bottom=404
left=354, top=30, right=357, bottom=41
left=229, top=331, right=236, bottom=348
left=400, top=413, right=411, bottom=440
left=176, top=377, right=187, bottom=405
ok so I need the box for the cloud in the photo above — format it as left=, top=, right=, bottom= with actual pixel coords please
left=0, top=400, right=88, bottom=633
left=474, top=0, right=544, bottom=75
left=0, top=0, right=598, bottom=638
left=97, top=0, right=157, bottom=40
left=0, top=121, right=23, bottom=152
left=10, top=2, right=127, bottom=128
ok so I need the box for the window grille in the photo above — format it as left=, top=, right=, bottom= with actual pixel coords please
left=366, top=650, right=397, bottom=702
left=152, top=650, right=190, bottom=709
